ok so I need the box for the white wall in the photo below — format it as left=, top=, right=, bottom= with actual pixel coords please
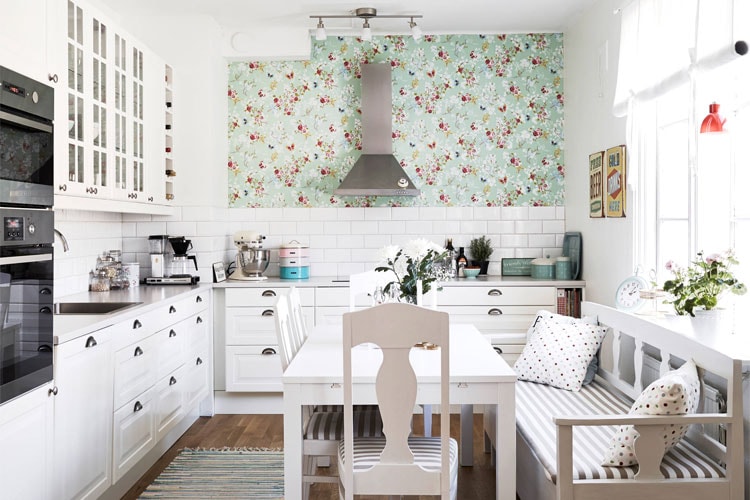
left=564, top=0, right=630, bottom=306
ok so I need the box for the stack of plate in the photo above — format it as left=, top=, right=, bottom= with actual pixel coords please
left=279, top=240, right=309, bottom=279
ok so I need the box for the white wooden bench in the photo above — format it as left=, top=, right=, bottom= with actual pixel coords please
left=485, top=301, right=745, bottom=500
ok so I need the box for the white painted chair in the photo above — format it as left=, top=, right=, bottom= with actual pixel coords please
left=349, top=270, right=437, bottom=435
left=273, top=293, right=383, bottom=495
left=338, top=302, right=458, bottom=499
left=287, top=286, right=307, bottom=352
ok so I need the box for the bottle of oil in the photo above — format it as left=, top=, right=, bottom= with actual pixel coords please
left=456, top=247, right=468, bottom=277
left=445, top=238, right=457, bottom=277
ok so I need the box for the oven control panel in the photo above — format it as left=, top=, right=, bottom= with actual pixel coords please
left=0, top=209, right=53, bottom=246
left=4, top=215, right=25, bottom=241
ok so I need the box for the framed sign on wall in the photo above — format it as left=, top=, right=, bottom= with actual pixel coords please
left=605, top=145, right=626, bottom=218
left=589, top=151, right=605, bottom=218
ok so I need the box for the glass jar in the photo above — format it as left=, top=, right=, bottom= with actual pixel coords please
left=89, top=269, right=111, bottom=292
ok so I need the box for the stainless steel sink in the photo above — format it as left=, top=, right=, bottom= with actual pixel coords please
left=53, top=301, right=142, bottom=315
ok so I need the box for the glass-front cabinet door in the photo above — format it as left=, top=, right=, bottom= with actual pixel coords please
left=53, top=0, right=168, bottom=210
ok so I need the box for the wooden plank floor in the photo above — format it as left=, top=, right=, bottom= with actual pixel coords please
left=122, top=413, right=499, bottom=499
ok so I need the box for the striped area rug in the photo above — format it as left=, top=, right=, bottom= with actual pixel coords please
left=140, top=448, right=284, bottom=499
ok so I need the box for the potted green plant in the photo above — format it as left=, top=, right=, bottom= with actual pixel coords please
left=468, top=236, right=493, bottom=275
left=662, top=250, right=746, bottom=316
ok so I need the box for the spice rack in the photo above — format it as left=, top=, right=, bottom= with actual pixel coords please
left=164, top=64, right=175, bottom=201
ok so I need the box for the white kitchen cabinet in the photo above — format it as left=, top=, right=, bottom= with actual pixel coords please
left=50, top=0, right=171, bottom=214
left=112, top=387, right=156, bottom=482
left=53, top=325, right=115, bottom=500
left=154, top=365, right=185, bottom=440
left=0, top=0, right=51, bottom=82
left=0, top=384, right=54, bottom=500
left=224, top=287, right=314, bottom=392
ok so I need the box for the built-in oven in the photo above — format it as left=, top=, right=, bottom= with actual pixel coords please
left=0, top=207, right=54, bottom=404
left=0, top=65, right=54, bottom=208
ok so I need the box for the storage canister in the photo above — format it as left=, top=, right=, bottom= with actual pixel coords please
left=530, top=256, right=556, bottom=279
left=279, top=240, right=310, bottom=279
left=555, top=256, right=572, bottom=280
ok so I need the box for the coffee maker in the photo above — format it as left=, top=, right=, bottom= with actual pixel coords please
left=145, top=235, right=200, bottom=285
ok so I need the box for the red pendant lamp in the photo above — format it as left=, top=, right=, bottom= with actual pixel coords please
left=700, top=103, right=726, bottom=133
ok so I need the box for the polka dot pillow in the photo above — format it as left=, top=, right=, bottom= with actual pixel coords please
left=513, top=318, right=607, bottom=392
left=602, top=359, right=700, bottom=467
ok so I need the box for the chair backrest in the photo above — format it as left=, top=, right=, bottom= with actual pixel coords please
left=287, top=286, right=307, bottom=349
left=341, top=302, right=451, bottom=498
left=273, top=294, right=297, bottom=370
left=348, top=269, right=397, bottom=311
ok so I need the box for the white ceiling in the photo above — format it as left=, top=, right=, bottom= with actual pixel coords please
left=101, top=0, right=600, bottom=36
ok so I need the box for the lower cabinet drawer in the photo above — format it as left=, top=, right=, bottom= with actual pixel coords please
left=114, top=335, right=157, bottom=410
left=184, top=350, right=210, bottom=410
left=112, top=388, right=156, bottom=482
left=155, top=366, right=186, bottom=441
left=490, top=344, right=524, bottom=365
left=225, top=345, right=282, bottom=392
left=442, top=305, right=554, bottom=335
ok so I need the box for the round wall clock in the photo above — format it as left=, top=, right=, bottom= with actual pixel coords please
left=615, top=275, right=649, bottom=312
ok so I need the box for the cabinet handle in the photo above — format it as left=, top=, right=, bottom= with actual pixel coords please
left=48, top=386, right=58, bottom=396
left=133, top=401, right=143, bottom=412
left=169, top=376, right=177, bottom=386
left=196, top=295, right=203, bottom=303
left=48, top=73, right=59, bottom=83
left=261, top=347, right=276, bottom=355
left=261, top=309, right=274, bottom=317
left=169, top=305, right=177, bottom=314
left=196, top=316, right=203, bottom=324
left=133, top=319, right=142, bottom=329
left=168, top=329, right=177, bottom=338
left=488, top=308, right=503, bottom=316
left=37, top=344, right=52, bottom=352
left=488, top=289, right=503, bottom=296
left=58, top=184, right=67, bottom=191
left=85, top=336, right=98, bottom=348
left=261, top=290, right=276, bottom=297
left=196, top=357, right=203, bottom=365
left=39, top=306, right=52, bottom=314
left=493, top=347, right=503, bottom=355
left=134, top=346, right=144, bottom=357
left=39, top=288, right=52, bottom=295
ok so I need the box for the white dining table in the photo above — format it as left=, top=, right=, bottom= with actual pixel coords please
left=282, top=323, right=517, bottom=500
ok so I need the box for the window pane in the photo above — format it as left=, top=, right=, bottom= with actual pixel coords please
left=657, top=120, right=689, bottom=219
left=657, top=220, right=689, bottom=279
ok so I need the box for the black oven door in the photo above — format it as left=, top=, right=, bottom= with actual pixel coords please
left=0, top=110, right=54, bottom=208
left=0, top=246, right=53, bottom=404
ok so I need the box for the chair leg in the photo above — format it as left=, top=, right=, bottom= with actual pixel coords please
left=422, top=404, right=432, bottom=436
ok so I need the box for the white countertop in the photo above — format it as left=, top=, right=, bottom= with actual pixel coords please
left=53, top=283, right=211, bottom=345
left=214, top=275, right=585, bottom=288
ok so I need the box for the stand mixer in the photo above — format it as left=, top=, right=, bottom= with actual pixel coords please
left=228, top=231, right=270, bottom=281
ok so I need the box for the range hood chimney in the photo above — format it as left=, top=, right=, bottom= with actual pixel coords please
left=335, top=64, right=420, bottom=197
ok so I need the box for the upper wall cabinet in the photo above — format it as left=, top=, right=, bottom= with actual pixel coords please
left=49, top=0, right=172, bottom=214
left=0, top=0, right=51, bottom=83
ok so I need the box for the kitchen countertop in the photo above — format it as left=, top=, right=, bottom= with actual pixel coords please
left=53, top=283, right=211, bottom=345
left=214, top=275, right=585, bottom=288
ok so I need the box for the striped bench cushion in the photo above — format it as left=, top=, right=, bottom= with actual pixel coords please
left=305, top=410, right=383, bottom=441
left=516, top=380, right=726, bottom=482
left=313, top=405, right=378, bottom=412
left=338, top=436, right=458, bottom=497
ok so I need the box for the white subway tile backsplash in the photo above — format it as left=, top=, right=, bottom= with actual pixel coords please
left=487, top=220, right=515, bottom=234
left=54, top=203, right=568, bottom=296
left=501, top=207, right=529, bottom=220
left=528, top=234, right=556, bottom=247
left=543, top=220, right=565, bottom=234
left=514, top=220, right=543, bottom=234
left=529, top=206, right=557, bottom=220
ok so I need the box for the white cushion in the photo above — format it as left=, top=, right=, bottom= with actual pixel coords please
left=601, top=359, right=701, bottom=467
left=514, top=318, right=607, bottom=391
left=527, top=311, right=600, bottom=385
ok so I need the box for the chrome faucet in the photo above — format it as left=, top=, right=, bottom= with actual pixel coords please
left=54, top=228, right=70, bottom=252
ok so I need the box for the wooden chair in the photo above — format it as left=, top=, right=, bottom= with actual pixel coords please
left=273, top=293, right=383, bottom=495
left=338, top=302, right=458, bottom=499
left=287, top=286, right=307, bottom=351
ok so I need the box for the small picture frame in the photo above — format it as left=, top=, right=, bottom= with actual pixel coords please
left=605, top=145, right=626, bottom=217
left=588, top=151, right=605, bottom=218
left=212, top=262, right=227, bottom=283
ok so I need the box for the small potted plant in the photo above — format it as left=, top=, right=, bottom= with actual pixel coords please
left=662, top=250, right=746, bottom=317
left=468, top=236, right=493, bottom=275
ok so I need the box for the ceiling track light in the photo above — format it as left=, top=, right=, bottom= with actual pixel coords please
left=309, top=7, right=423, bottom=41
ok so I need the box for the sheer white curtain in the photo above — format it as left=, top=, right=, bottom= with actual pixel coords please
left=614, top=0, right=747, bottom=270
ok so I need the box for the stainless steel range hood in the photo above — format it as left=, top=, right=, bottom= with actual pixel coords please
left=335, top=64, right=420, bottom=197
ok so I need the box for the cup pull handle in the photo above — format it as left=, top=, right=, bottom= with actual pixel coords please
left=134, top=401, right=143, bottom=412
left=169, top=305, right=177, bottom=314
left=196, top=357, right=203, bottom=365
left=261, top=290, right=276, bottom=297
left=488, top=308, right=503, bottom=315
left=488, top=289, right=503, bottom=296
left=133, top=319, right=142, bottom=329
left=134, top=346, right=144, bottom=357
left=85, top=336, right=98, bottom=348
left=262, top=309, right=274, bottom=317
left=261, top=347, right=276, bottom=355
left=169, top=376, right=177, bottom=386
left=169, top=329, right=177, bottom=338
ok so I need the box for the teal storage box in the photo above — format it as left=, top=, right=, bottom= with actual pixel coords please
left=280, top=266, right=309, bottom=279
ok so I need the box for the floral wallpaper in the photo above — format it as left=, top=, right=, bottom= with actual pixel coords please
left=227, top=34, right=564, bottom=208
